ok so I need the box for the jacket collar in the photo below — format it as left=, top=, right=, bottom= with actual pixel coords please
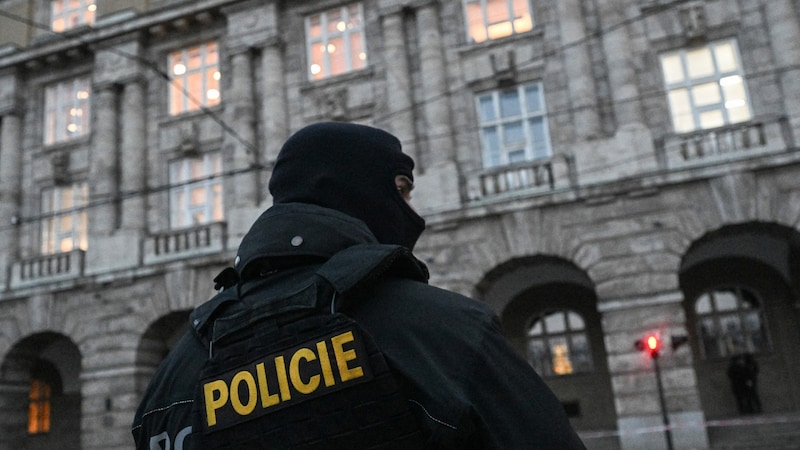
left=234, top=203, right=378, bottom=278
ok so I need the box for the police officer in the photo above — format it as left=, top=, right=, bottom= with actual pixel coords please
left=132, top=122, right=586, bottom=449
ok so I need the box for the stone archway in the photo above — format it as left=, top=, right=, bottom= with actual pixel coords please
left=134, top=310, right=192, bottom=396
left=680, top=222, right=800, bottom=419
left=476, top=255, right=617, bottom=440
left=0, top=332, right=81, bottom=450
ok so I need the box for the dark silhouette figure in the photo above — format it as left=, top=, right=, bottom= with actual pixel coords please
left=727, top=353, right=762, bottom=414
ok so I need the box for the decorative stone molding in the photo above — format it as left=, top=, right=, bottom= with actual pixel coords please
left=680, top=1, right=707, bottom=41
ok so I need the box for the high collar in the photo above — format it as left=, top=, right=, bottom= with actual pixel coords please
left=234, top=203, right=379, bottom=278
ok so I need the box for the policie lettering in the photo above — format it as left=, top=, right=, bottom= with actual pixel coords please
left=199, top=327, right=373, bottom=431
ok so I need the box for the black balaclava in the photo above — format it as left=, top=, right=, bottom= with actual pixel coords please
left=269, top=122, right=426, bottom=250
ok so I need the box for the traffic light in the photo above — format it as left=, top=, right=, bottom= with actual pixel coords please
left=634, top=334, right=661, bottom=358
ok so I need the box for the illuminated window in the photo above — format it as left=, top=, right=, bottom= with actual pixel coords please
left=695, top=287, right=769, bottom=359
left=527, top=310, right=592, bottom=377
left=306, top=3, right=367, bottom=80
left=28, top=380, right=51, bottom=434
left=41, top=183, right=88, bottom=255
left=169, top=153, right=224, bottom=228
left=44, top=77, right=91, bottom=146
left=169, top=42, right=221, bottom=115
left=51, top=0, right=95, bottom=32
left=464, top=0, right=533, bottom=43
left=476, top=82, right=551, bottom=168
left=660, top=39, right=752, bottom=133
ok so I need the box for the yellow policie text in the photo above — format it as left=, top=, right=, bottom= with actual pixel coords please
left=201, top=328, right=373, bottom=430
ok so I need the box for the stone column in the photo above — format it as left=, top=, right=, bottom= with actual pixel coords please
left=226, top=50, right=259, bottom=205
left=0, top=111, right=22, bottom=288
left=88, top=86, right=119, bottom=236
left=558, top=0, right=600, bottom=140
left=262, top=38, right=288, bottom=168
left=414, top=1, right=461, bottom=210
left=381, top=9, right=417, bottom=163
left=119, top=79, right=147, bottom=231
left=766, top=0, right=800, bottom=146
left=596, top=0, right=643, bottom=129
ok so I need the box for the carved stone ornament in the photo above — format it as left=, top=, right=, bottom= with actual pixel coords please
left=51, top=151, right=71, bottom=185
left=680, top=2, right=707, bottom=40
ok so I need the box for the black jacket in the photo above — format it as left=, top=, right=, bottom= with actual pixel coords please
left=132, top=203, right=585, bottom=449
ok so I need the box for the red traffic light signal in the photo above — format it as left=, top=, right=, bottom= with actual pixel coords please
left=634, top=334, right=661, bottom=358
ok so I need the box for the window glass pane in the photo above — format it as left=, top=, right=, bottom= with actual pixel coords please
left=570, top=334, right=592, bottom=371
left=499, top=90, right=521, bottom=118
left=713, top=42, right=737, bottom=73
left=466, top=2, right=487, bottom=43
left=699, top=110, right=725, bottom=129
left=508, top=149, right=525, bottom=163
left=486, top=0, right=508, bottom=24
left=661, top=54, right=685, bottom=84
left=567, top=312, right=585, bottom=330
left=714, top=290, right=739, bottom=311
left=692, top=82, right=721, bottom=107
left=524, top=84, right=542, bottom=113
left=526, top=338, right=549, bottom=375
left=686, top=47, right=714, bottom=79
left=528, top=320, right=542, bottom=336
left=512, top=0, right=532, bottom=33
left=350, top=33, right=366, bottom=70
left=528, top=117, right=550, bottom=159
left=699, top=317, right=720, bottom=358
left=695, top=294, right=712, bottom=314
left=503, top=121, right=524, bottom=146
left=478, top=95, right=496, bottom=121
left=482, top=126, right=501, bottom=167
left=720, top=314, right=745, bottom=354
left=550, top=337, right=573, bottom=375
left=544, top=312, right=566, bottom=333
left=308, top=15, right=322, bottom=38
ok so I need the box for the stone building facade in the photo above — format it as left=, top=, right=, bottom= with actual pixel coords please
left=0, top=0, right=799, bottom=448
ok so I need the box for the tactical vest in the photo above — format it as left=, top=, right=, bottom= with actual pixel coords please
left=188, top=244, right=429, bottom=449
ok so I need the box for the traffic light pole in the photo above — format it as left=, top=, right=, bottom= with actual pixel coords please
left=651, top=353, right=674, bottom=450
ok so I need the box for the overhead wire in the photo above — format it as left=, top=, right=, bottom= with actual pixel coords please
left=0, top=0, right=794, bottom=231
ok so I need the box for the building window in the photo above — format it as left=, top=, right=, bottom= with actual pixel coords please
left=28, top=379, right=51, bottom=434
left=51, top=0, right=96, bottom=32
left=306, top=3, right=367, bottom=80
left=476, top=82, right=551, bottom=168
left=169, top=42, right=221, bottom=116
left=695, top=287, right=769, bottom=359
left=44, top=77, right=91, bottom=146
left=464, top=0, right=533, bottom=44
left=41, top=183, right=88, bottom=255
left=527, top=310, right=592, bottom=377
left=660, top=39, right=752, bottom=133
left=169, top=153, right=224, bottom=229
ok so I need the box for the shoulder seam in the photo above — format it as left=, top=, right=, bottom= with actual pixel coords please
left=408, top=399, right=458, bottom=430
left=131, top=399, right=194, bottom=431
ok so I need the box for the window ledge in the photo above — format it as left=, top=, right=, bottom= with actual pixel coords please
left=143, top=221, right=228, bottom=265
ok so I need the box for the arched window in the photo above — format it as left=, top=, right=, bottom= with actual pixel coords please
left=694, top=287, right=770, bottom=359
left=28, top=380, right=51, bottom=434
left=526, top=310, right=592, bottom=377
left=28, top=361, right=61, bottom=435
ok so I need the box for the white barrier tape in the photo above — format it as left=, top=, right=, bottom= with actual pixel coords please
left=578, top=415, right=800, bottom=439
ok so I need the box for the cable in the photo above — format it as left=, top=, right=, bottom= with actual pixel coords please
left=0, top=1, right=795, bottom=232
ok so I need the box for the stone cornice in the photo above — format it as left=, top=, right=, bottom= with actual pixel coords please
left=0, top=0, right=240, bottom=69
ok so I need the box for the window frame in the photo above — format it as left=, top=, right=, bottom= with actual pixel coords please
left=168, top=152, right=224, bottom=229
left=43, top=77, right=91, bottom=146
left=463, top=0, right=534, bottom=44
left=476, top=82, right=552, bottom=168
left=40, top=182, right=89, bottom=255
left=168, top=42, right=221, bottom=116
left=305, top=2, right=368, bottom=80
left=50, top=0, right=96, bottom=32
left=694, top=286, right=771, bottom=360
left=660, top=38, right=752, bottom=133
left=526, top=309, right=593, bottom=377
